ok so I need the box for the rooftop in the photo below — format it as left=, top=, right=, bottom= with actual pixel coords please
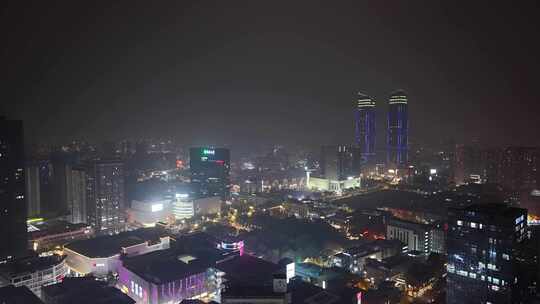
left=460, top=203, right=526, bottom=217
left=121, top=249, right=211, bottom=284
left=42, top=277, right=135, bottom=304
left=64, top=227, right=169, bottom=258
left=0, top=285, right=43, bottom=304
left=216, top=254, right=282, bottom=285
left=0, top=255, right=65, bottom=278
left=29, top=220, right=90, bottom=239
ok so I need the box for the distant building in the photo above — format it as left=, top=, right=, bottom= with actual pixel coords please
left=499, top=147, right=540, bottom=199
left=0, top=117, right=27, bottom=263
left=42, top=277, right=135, bottom=304
left=0, top=255, right=67, bottom=299
left=386, top=218, right=445, bottom=256
left=0, top=285, right=43, bottom=304
left=128, top=199, right=172, bottom=227
left=447, top=204, right=528, bottom=304
left=86, top=160, right=126, bottom=234
left=331, top=240, right=403, bottom=274
left=190, top=147, right=230, bottom=200
left=194, top=196, right=222, bottom=216
left=354, top=92, right=376, bottom=165
left=453, top=144, right=482, bottom=185
left=308, top=145, right=361, bottom=194
left=387, top=91, right=408, bottom=168
left=26, top=163, right=41, bottom=217
left=68, top=166, right=87, bottom=224
left=29, top=220, right=93, bottom=254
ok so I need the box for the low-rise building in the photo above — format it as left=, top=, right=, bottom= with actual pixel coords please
left=41, top=277, right=135, bottom=304
left=28, top=221, right=93, bottom=254
left=0, top=285, right=44, bottom=304
left=128, top=199, right=172, bottom=227
left=0, top=255, right=67, bottom=299
left=63, top=228, right=171, bottom=277
left=117, top=250, right=220, bottom=304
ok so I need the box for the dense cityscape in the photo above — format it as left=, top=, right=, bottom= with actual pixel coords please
left=1, top=2, right=540, bottom=304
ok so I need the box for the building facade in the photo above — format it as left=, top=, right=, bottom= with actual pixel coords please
left=68, top=166, right=87, bottom=224
left=355, top=92, right=376, bottom=165
left=25, top=163, right=41, bottom=217
left=86, top=160, right=126, bottom=234
left=447, top=204, right=528, bottom=304
left=0, top=255, right=67, bottom=299
left=172, top=194, right=195, bottom=220
left=0, top=118, right=27, bottom=263
left=190, top=147, right=230, bottom=200
left=387, top=91, right=408, bottom=168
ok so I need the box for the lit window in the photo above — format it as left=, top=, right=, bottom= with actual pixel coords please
left=470, top=222, right=477, bottom=228
left=457, top=220, right=463, bottom=226
left=502, top=254, right=510, bottom=260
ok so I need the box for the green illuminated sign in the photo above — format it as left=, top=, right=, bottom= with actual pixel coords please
left=202, top=149, right=215, bottom=155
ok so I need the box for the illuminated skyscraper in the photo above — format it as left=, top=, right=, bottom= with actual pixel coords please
left=387, top=90, right=409, bottom=167
left=354, top=92, right=376, bottom=164
left=0, top=117, right=27, bottom=263
left=86, top=160, right=125, bottom=234
left=190, top=147, right=230, bottom=200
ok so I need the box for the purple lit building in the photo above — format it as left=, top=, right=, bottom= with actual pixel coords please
left=117, top=250, right=220, bottom=304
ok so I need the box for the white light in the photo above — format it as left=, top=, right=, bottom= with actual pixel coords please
left=430, top=169, right=437, bottom=175
left=286, top=263, right=295, bottom=283
left=151, top=204, right=163, bottom=212
left=176, top=193, right=189, bottom=198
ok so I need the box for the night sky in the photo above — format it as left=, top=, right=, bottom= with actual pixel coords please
left=2, top=1, right=540, bottom=150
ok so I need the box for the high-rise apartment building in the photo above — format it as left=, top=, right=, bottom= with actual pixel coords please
left=0, top=117, right=27, bottom=262
left=447, top=204, right=528, bottom=304
left=86, top=160, right=126, bottom=234
left=68, top=166, right=87, bottom=224
left=25, top=163, right=41, bottom=217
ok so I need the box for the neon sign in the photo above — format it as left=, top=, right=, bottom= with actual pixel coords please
left=202, top=149, right=215, bottom=155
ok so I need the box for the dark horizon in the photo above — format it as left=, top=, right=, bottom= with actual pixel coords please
left=3, top=1, right=540, bottom=148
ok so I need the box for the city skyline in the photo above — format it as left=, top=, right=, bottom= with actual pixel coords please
left=2, top=2, right=540, bottom=148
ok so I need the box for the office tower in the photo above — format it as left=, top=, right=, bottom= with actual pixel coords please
left=387, top=90, right=409, bottom=167
left=354, top=92, right=376, bottom=164
left=447, top=204, right=528, bottom=304
left=25, top=163, right=41, bottom=217
left=190, top=147, right=230, bottom=200
left=320, top=145, right=360, bottom=181
left=86, top=160, right=126, bottom=234
left=0, top=117, right=27, bottom=263
left=68, top=166, right=87, bottom=224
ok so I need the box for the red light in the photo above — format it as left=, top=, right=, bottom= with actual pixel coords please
left=176, top=160, right=184, bottom=169
left=215, top=160, right=224, bottom=165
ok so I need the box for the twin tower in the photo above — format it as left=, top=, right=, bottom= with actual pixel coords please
left=354, top=90, right=409, bottom=168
